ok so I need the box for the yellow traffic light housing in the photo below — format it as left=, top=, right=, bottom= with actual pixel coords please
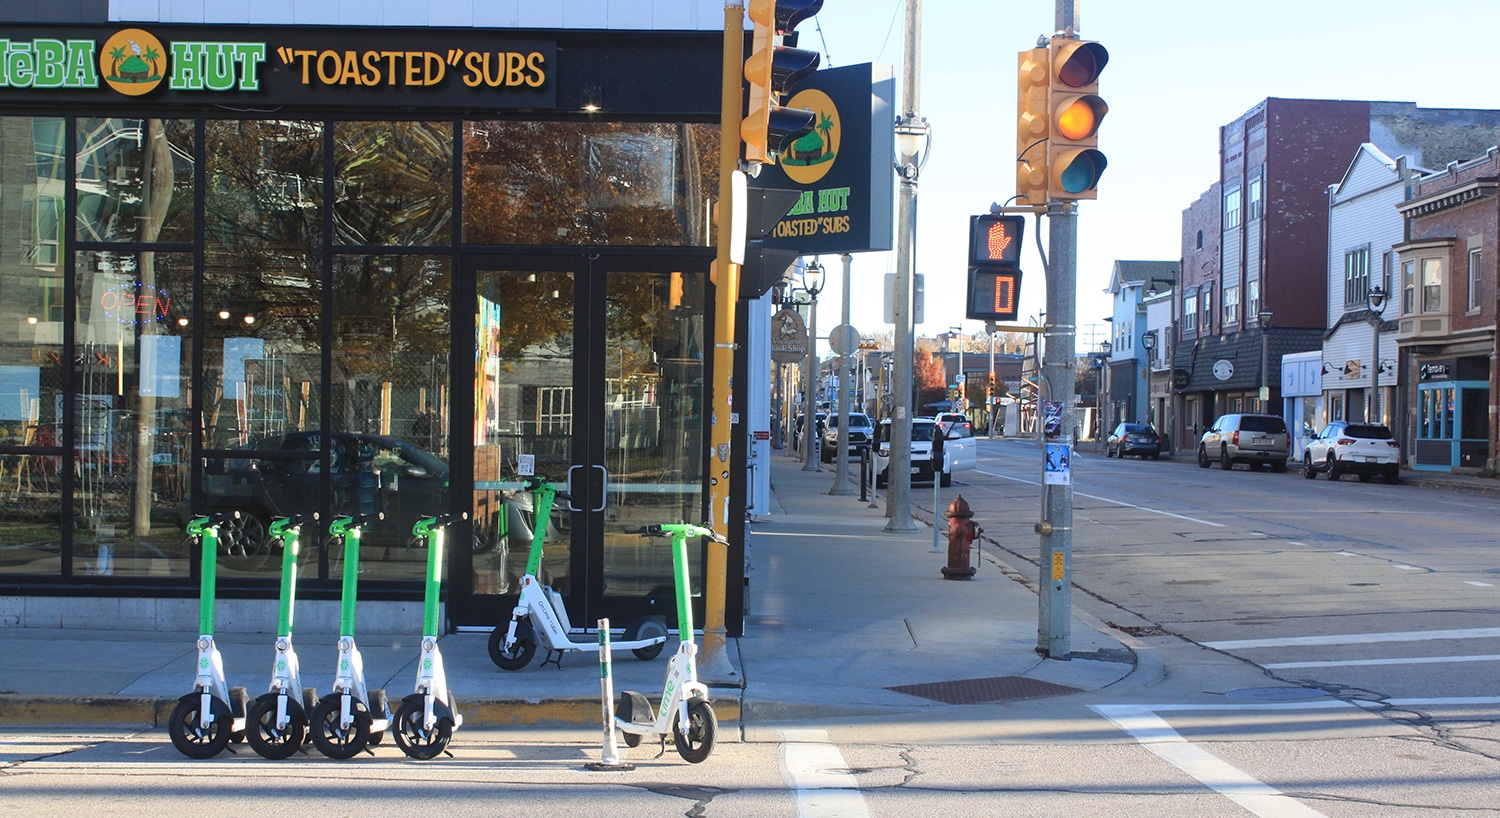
left=1046, top=36, right=1108, bottom=200
left=742, top=0, right=823, bottom=166
left=1015, top=46, right=1050, bottom=206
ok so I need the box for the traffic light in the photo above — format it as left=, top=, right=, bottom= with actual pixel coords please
left=1045, top=36, right=1108, bottom=200
left=1015, top=46, right=1050, bottom=206
left=966, top=214, right=1024, bottom=322
left=742, top=0, right=823, bottom=166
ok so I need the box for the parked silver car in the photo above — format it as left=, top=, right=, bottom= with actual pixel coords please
left=1197, top=413, right=1290, bottom=472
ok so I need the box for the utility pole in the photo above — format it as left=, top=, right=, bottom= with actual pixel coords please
left=885, top=0, right=926, bottom=533
left=831, top=253, right=854, bottom=494
left=1037, top=0, right=1081, bottom=660
left=701, top=0, right=745, bottom=682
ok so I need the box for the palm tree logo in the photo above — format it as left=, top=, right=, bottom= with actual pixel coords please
left=778, top=89, right=839, bottom=186
left=99, top=29, right=167, bottom=96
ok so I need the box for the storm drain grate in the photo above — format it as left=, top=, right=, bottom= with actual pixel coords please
left=886, top=676, right=1081, bottom=705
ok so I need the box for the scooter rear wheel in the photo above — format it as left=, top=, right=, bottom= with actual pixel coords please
left=168, top=698, right=231, bottom=759
left=672, top=698, right=717, bottom=764
left=628, top=617, right=669, bottom=661
left=310, top=694, right=370, bottom=760
left=488, top=626, right=536, bottom=671
left=245, top=694, right=305, bottom=760
left=393, top=698, right=452, bottom=760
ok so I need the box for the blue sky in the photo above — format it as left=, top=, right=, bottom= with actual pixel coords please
left=798, top=0, right=1500, bottom=352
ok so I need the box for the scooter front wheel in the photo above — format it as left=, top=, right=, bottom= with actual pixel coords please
left=309, top=694, right=370, bottom=760
left=168, top=697, right=231, bottom=759
left=245, top=693, right=305, bottom=760
left=392, top=698, right=452, bottom=760
left=672, top=698, right=717, bottom=764
left=488, top=626, right=536, bottom=671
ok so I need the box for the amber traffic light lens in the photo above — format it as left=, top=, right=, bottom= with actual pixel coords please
left=1057, top=50, right=1099, bottom=88
left=1056, top=99, right=1097, bottom=141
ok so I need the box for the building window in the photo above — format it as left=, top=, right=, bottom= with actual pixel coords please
left=1224, top=187, right=1241, bottom=229
left=1402, top=259, right=1415, bottom=315
left=1469, top=248, right=1482, bottom=312
left=1344, top=247, right=1370, bottom=307
left=1182, top=293, right=1198, bottom=333
left=1202, top=285, right=1213, bottom=331
left=1248, top=178, right=1262, bottom=221
left=1422, top=257, right=1442, bottom=313
left=1222, top=284, right=1239, bottom=326
left=1196, top=229, right=1203, bottom=250
left=1246, top=278, right=1260, bottom=319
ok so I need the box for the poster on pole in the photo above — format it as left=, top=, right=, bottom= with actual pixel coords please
left=1044, top=443, right=1072, bottom=485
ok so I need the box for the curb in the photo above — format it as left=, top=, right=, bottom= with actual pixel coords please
left=0, top=694, right=743, bottom=729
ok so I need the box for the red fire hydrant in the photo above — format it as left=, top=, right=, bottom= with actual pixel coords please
left=941, top=495, right=981, bottom=580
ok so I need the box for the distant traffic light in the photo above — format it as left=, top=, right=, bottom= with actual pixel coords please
left=1045, top=36, right=1108, bottom=200
left=1015, top=46, right=1050, bottom=206
left=742, top=0, right=823, bottom=166
left=966, top=214, right=1024, bottom=322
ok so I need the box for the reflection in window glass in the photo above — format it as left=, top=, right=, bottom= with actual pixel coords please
left=72, top=251, right=194, bottom=577
left=334, top=122, right=453, bottom=247
left=0, top=117, right=67, bottom=576
left=76, top=118, right=195, bottom=243
left=201, top=120, right=324, bottom=580
left=464, top=121, right=718, bottom=246
left=330, top=255, right=452, bottom=580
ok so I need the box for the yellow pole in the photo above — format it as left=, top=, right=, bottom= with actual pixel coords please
left=701, top=1, right=745, bottom=680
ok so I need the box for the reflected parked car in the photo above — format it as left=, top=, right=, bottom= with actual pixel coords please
left=1302, top=421, right=1401, bottom=483
left=874, top=416, right=975, bottom=488
left=195, top=431, right=466, bottom=565
left=1106, top=422, right=1162, bottom=460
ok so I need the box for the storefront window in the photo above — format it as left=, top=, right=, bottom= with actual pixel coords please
left=72, top=250, right=194, bottom=577
left=75, top=118, right=195, bottom=244
left=0, top=116, right=68, bottom=576
left=329, top=254, right=452, bottom=580
left=463, top=122, right=718, bottom=246
left=334, top=122, right=453, bottom=247
left=199, top=120, right=324, bottom=580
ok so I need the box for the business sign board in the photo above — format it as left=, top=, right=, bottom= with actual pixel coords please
left=753, top=63, right=895, bottom=255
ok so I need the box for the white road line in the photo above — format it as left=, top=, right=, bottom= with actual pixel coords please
left=1091, top=704, right=1332, bottom=818
left=973, top=469, right=1226, bottom=528
left=1287, top=541, right=1307, bottom=546
left=1206, top=627, right=1500, bottom=651
left=1393, top=565, right=1422, bottom=570
left=1266, top=653, right=1500, bottom=669
left=779, top=729, right=872, bottom=818
left=1466, top=581, right=1495, bottom=587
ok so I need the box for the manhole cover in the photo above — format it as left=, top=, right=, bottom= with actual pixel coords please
left=886, top=676, right=1080, bottom=705
left=1224, top=687, right=1329, bottom=702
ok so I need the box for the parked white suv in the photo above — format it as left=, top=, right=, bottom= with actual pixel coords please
left=1302, top=421, right=1401, bottom=483
left=822, top=412, right=876, bottom=462
left=874, top=416, right=975, bottom=488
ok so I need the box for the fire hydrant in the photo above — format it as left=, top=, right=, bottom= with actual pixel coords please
left=941, top=495, right=981, bottom=580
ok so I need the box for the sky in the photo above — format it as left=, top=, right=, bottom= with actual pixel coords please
left=795, top=0, right=1500, bottom=356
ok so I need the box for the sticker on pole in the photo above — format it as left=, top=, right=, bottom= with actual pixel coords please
left=1044, top=443, right=1071, bottom=485
left=518, top=454, right=535, bottom=477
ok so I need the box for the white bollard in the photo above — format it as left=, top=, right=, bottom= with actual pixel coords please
left=585, top=618, right=634, bottom=771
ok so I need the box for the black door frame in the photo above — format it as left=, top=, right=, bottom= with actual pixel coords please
left=449, top=247, right=716, bottom=630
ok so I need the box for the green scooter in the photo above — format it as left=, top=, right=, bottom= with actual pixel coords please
left=309, top=512, right=393, bottom=759
left=244, top=513, right=319, bottom=760
left=392, top=511, right=467, bottom=760
left=168, top=512, right=251, bottom=759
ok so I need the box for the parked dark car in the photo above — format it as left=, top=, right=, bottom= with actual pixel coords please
left=195, top=431, right=462, bottom=565
left=1106, top=422, right=1162, bottom=459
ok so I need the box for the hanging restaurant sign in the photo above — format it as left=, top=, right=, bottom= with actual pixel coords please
left=0, top=25, right=556, bottom=108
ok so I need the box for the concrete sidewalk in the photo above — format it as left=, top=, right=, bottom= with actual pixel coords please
left=0, top=453, right=1134, bottom=729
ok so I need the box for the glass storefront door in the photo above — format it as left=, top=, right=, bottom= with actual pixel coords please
left=460, top=254, right=709, bottom=630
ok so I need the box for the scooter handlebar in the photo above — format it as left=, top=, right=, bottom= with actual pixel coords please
left=624, top=523, right=728, bottom=544
left=411, top=511, right=468, bottom=537
left=186, top=510, right=240, bottom=536
left=268, top=512, right=318, bottom=538
left=328, top=512, right=384, bottom=536
left=512, top=475, right=572, bottom=502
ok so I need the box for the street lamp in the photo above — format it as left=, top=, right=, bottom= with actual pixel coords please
left=1367, top=284, right=1387, bottom=425
left=1145, top=277, right=1175, bottom=299
left=1140, top=331, right=1157, bottom=427
left=885, top=111, right=931, bottom=534
left=1257, top=307, right=1274, bottom=414
left=801, top=259, right=825, bottom=473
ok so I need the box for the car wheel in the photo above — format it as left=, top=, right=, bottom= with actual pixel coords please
left=1105, top=445, right=1114, bottom=458
left=940, top=471, right=952, bottom=488
left=1197, top=447, right=1210, bottom=469
left=1270, top=460, right=1286, bottom=473
left=1220, top=448, right=1232, bottom=471
left=1303, top=454, right=1317, bottom=479
left=1384, top=467, right=1400, bottom=484
left=1327, top=455, right=1342, bottom=481
left=1152, top=452, right=1161, bottom=461
left=1358, top=473, right=1373, bottom=483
